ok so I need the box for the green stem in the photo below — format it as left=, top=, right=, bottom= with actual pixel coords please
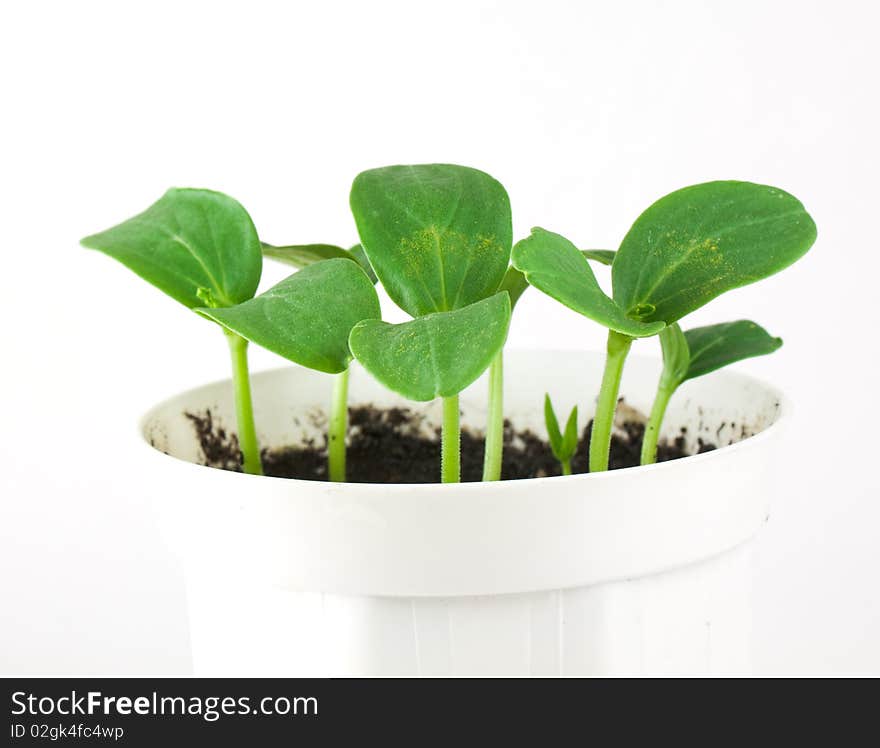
left=225, top=330, right=263, bottom=475
left=441, top=394, right=461, bottom=484
left=328, top=368, right=350, bottom=482
left=482, top=350, right=504, bottom=481
left=589, top=330, right=633, bottom=473
left=561, top=459, right=572, bottom=476
left=641, top=382, right=674, bottom=466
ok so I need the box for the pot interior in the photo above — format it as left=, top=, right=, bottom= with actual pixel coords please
left=142, top=350, right=783, bottom=473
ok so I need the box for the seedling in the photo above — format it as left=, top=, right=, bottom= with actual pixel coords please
left=266, top=239, right=524, bottom=482
left=197, top=258, right=381, bottom=481
left=261, top=224, right=609, bottom=483
left=640, top=320, right=782, bottom=465
left=512, top=228, right=664, bottom=473
left=83, top=174, right=817, bottom=487
left=80, top=188, right=265, bottom=475
left=268, top=236, right=518, bottom=481
left=349, top=163, right=513, bottom=483
left=544, top=395, right=579, bottom=475
left=514, top=181, right=816, bottom=473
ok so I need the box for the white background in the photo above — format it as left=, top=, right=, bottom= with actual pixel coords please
left=1, top=0, right=877, bottom=675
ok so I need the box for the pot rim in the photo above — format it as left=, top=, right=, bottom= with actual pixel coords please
left=138, top=350, right=791, bottom=491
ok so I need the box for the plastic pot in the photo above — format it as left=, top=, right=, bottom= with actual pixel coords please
left=142, top=350, right=786, bottom=676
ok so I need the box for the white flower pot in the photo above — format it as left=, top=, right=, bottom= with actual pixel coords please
left=142, top=350, right=786, bottom=676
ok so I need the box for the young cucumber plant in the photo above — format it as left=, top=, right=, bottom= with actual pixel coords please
left=264, top=232, right=527, bottom=483
left=543, top=250, right=782, bottom=467
left=349, top=164, right=513, bottom=483
left=514, top=181, right=816, bottom=472
left=640, top=320, right=782, bottom=465
left=80, top=188, right=265, bottom=475
left=269, top=243, right=528, bottom=482
left=197, top=258, right=380, bottom=482
left=512, top=228, right=664, bottom=472
left=544, top=395, right=579, bottom=475
left=261, top=198, right=609, bottom=482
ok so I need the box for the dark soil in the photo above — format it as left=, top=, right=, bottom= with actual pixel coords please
left=184, top=402, right=716, bottom=483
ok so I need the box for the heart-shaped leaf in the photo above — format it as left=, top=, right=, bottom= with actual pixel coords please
left=81, top=188, right=262, bottom=309
left=612, top=181, right=817, bottom=324
left=501, top=250, right=614, bottom=311
left=350, top=164, right=513, bottom=316
left=197, top=258, right=380, bottom=374
left=511, top=228, right=664, bottom=338
left=683, top=320, right=782, bottom=382
left=262, top=242, right=378, bottom=283
left=349, top=292, right=511, bottom=401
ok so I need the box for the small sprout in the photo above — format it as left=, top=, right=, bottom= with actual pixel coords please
left=514, top=181, right=816, bottom=474
left=80, top=188, right=265, bottom=475
left=640, top=320, right=783, bottom=464
left=350, top=164, right=513, bottom=483
left=197, top=258, right=381, bottom=482
left=262, top=242, right=378, bottom=283
left=544, top=395, right=579, bottom=475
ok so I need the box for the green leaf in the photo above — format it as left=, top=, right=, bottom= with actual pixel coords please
left=347, top=244, right=379, bottom=283
left=262, top=242, right=378, bottom=283
left=683, top=320, right=782, bottom=382
left=499, top=266, right=530, bottom=309
left=581, top=249, right=616, bottom=266
left=612, top=181, right=817, bottom=324
left=501, top=248, right=614, bottom=311
left=349, top=293, right=511, bottom=401
left=262, top=242, right=350, bottom=267
left=511, top=228, right=664, bottom=338
left=658, top=323, right=691, bottom=388
left=562, top=405, right=579, bottom=457
left=350, top=164, right=513, bottom=316
left=197, top=258, right=381, bottom=374
left=544, top=394, right=563, bottom=455
left=545, top=394, right=578, bottom=462
left=81, top=188, right=262, bottom=309
left=501, top=251, right=614, bottom=311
